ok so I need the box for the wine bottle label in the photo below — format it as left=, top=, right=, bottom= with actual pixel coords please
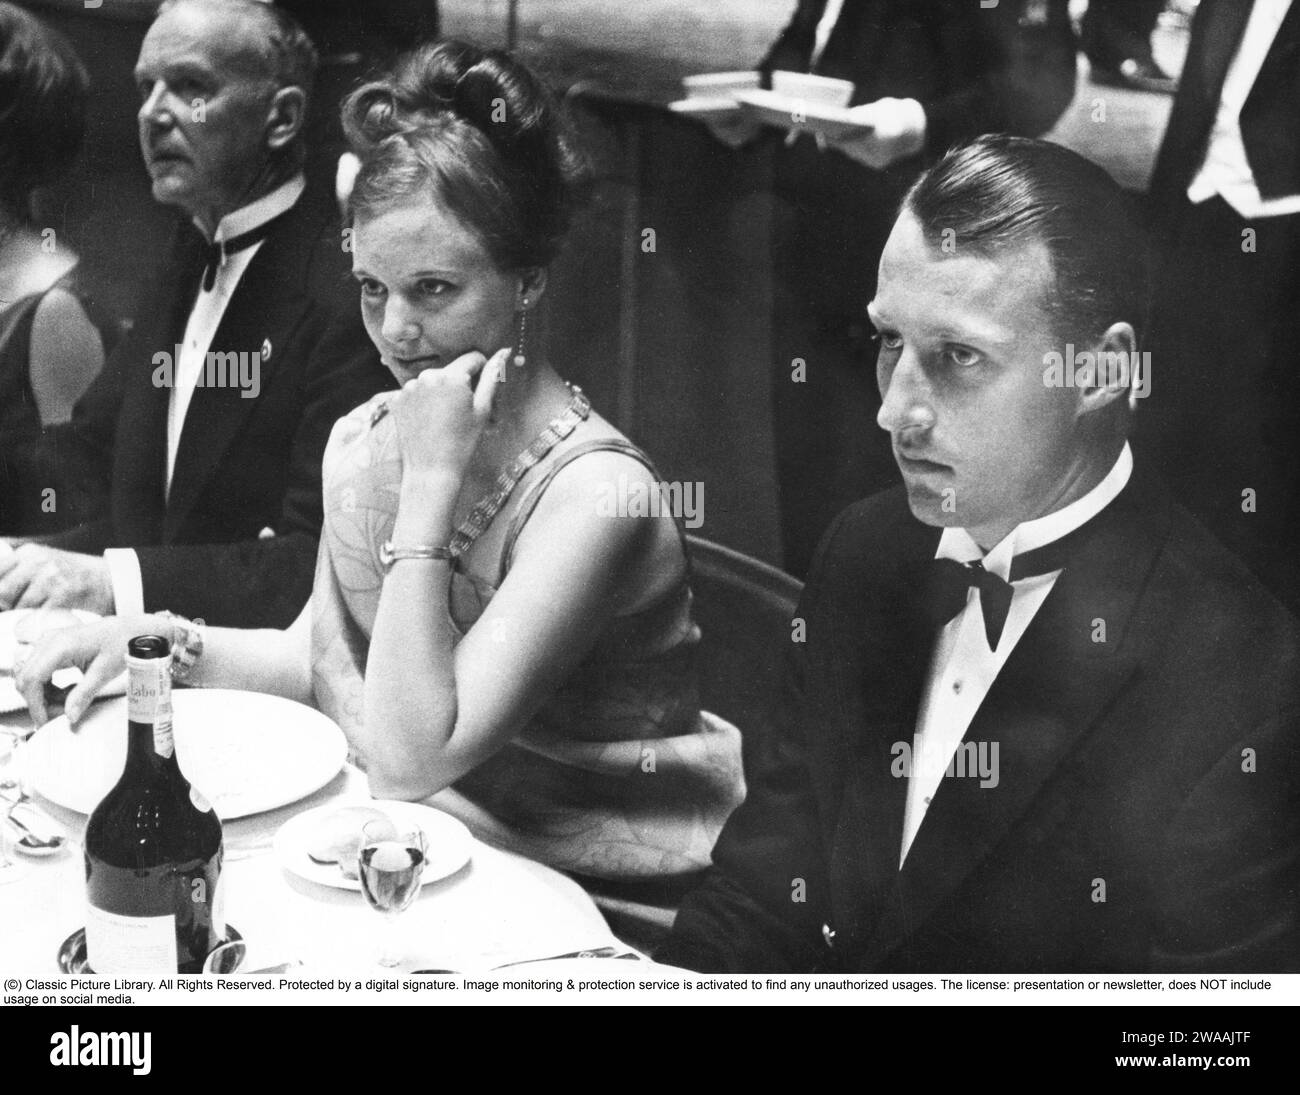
left=127, top=655, right=174, bottom=758
left=152, top=708, right=175, bottom=759
left=84, top=905, right=178, bottom=976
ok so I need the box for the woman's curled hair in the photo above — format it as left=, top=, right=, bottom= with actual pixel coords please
left=342, top=39, right=588, bottom=270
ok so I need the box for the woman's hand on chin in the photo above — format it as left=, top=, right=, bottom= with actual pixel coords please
left=391, top=348, right=510, bottom=480
left=15, top=612, right=170, bottom=726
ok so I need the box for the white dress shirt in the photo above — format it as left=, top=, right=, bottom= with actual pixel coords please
left=810, top=0, right=847, bottom=71
left=898, top=443, right=1134, bottom=865
left=1186, top=0, right=1300, bottom=218
left=104, top=174, right=306, bottom=615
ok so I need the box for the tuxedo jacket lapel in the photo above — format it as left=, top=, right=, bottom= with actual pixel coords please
left=1190, top=0, right=1253, bottom=111
left=847, top=473, right=1168, bottom=969
left=112, top=228, right=207, bottom=545
left=823, top=512, right=938, bottom=947
left=1241, top=0, right=1300, bottom=199
left=1149, top=0, right=1254, bottom=216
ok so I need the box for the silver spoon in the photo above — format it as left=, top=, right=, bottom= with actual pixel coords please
left=0, top=780, right=67, bottom=854
left=3, top=809, right=65, bottom=855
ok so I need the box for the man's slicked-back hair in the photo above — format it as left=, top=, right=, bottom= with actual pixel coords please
left=902, top=135, right=1151, bottom=348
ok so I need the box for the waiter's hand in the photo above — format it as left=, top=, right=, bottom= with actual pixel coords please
left=830, top=97, right=927, bottom=170
left=0, top=544, right=114, bottom=614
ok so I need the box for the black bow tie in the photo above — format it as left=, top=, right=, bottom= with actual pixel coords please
left=198, top=206, right=293, bottom=292
left=922, top=533, right=1083, bottom=651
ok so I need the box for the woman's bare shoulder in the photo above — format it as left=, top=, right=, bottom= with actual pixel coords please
left=28, top=284, right=104, bottom=425
left=537, top=414, right=664, bottom=506
left=514, top=418, right=686, bottom=605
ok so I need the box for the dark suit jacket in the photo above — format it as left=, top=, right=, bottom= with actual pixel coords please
left=660, top=468, right=1300, bottom=973
left=1149, top=0, right=1300, bottom=224
left=44, top=184, right=394, bottom=628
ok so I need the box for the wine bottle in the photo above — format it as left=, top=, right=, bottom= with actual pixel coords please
left=84, top=635, right=224, bottom=974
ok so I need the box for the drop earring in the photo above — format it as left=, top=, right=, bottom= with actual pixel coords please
left=513, top=302, right=529, bottom=368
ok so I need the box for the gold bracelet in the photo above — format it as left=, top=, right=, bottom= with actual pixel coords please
left=379, top=540, right=453, bottom=571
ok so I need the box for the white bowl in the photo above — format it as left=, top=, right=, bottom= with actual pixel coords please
left=771, top=70, right=855, bottom=108
left=682, top=70, right=761, bottom=99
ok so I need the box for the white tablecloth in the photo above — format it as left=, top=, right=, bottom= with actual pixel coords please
left=0, top=749, right=622, bottom=975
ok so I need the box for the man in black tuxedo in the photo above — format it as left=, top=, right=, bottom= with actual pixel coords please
left=1143, top=0, right=1300, bottom=617
left=0, top=0, right=391, bottom=627
left=660, top=136, right=1300, bottom=974
left=754, top=0, right=1077, bottom=576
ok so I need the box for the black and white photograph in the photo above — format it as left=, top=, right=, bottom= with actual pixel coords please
left=0, top=0, right=1296, bottom=1051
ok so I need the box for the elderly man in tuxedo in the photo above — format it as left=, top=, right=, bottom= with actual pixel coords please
left=660, top=135, right=1300, bottom=974
left=0, top=0, right=390, bottom=627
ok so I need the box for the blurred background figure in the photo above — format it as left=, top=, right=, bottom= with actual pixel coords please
left=1142, top=0, right=1300, bottom=615
left=275, top=0, right=441, bottom=209
left=1080, top=0, right=1179, bottom=94
left=0, top=1, right=110, bottom=535
left=752, top=0, right=1078, bottom=576
left=275, top=0, right=439, bottom=61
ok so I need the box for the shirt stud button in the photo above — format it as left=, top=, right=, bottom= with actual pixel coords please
left=952, top=680, right=963, bottom=694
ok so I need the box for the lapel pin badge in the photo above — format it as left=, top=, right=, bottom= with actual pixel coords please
left=261, top=338, right=272, bottom=361
left=822, top=923, right=837, bottom=948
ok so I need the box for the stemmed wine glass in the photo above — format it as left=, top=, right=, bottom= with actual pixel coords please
left=358, top=819, right=427, bottom=968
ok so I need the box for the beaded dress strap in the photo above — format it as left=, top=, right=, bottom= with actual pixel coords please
left=367, top=383, right=591, bottom=557
left=497, top=437, right=692, bottom=585
left=448, top=385, right=591, bottom=557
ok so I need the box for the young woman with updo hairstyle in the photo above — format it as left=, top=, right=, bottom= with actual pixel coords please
left=18, top=41, right=745, bottom=885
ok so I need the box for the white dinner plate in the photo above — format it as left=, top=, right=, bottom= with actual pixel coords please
left=274, top=800, right=474, bottom=891
left=23, top=689, right=348, bottom=819
left=0, top=608, right=101, bottom=673
left=0, top=677, right=27, bottom=715
left=500, top=957, right=661, bottom=977
left=734, top=88, right=873, bottom=141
